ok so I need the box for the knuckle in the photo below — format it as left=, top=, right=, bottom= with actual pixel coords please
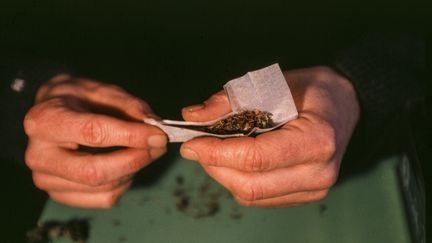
left=24, top=98, right=68, bottom=137
left=127, top=154, right=146, bottom=172
left=99, top=181, right=118, bottom=192
left=313, top=66, right=332, bottom=81
left=88, top=81, right=106, bottom=91
left=320, top=166, right=339, bottom=189
left=243, top=144, right=266, bottom=172
left=23, top=107, right=42, bottom=136
left=235, top=198, right=255, bottom=207
left=23, top=113, right=36, bottom=136
left=32, top=174, right=46, bottom=190
left=81, top=117, right=106, bottom=145
left=126, top=131, right=138, bottom=147
left=314, top=123, right=337, bottom=162
left=79, top=79, right=99, bottom=90
left=313, top=190, right=330, bottom=202
left=79, top=163, right=105, bottom=186
left=100, top=191, right=120, bottom=208
left=233, top=180, right=263, bottom=202
left=24, top=147, right=39, bottom=169
left=126, top=97, right=146, bottom=110
left=207, top=147, right=221, bottom=167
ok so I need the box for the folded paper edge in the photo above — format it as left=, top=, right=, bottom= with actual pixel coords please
left=144, top=118, right=246, bottom=142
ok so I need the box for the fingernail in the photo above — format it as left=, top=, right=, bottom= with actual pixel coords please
left=180, top=146, right=199, bottom=161
left=183, top=104, right=205, bottom=112
left=150, top=148, right=167, bottom=160
left=147, top=135, right=167, bottom=148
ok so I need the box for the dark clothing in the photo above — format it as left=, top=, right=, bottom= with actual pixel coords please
left=332, top=32, right=426, bottom=130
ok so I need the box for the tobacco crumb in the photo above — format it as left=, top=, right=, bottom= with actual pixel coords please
left=198, top=180, right=211, bottom=195
left=172, top=176, right=223, bottom=219
left=319, top=204, right=328, bottom=216
left=230, top=205, right=243, bottom=220
left=230, top=211, right=243, bottom=220
left=27, top=218, right=90, bottom=243
left=205, top=110, right=274, bottom=134
left=173, top=188, right=186, bottom=197
left=118, top=235, right=127, bottom=242
left=176, top=175, right=184, bottom=185
left=176, top=196, right=190, bottom=212
left=112, top=219, right=121, bottom=227
left=137, top=195, right=151, bottom=206
left=206, top=201, right=220, bottom=216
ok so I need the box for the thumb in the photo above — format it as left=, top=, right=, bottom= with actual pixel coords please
left=182, top=90, right=231, bottom=122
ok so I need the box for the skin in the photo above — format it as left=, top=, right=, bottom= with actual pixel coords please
left=180, top=66, right=360, bottom=207
left=24, top=74, right=167, bottom=208
left=24, top=66, right=359, bottom=209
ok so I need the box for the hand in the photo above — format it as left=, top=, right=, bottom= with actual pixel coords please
left=24, top=74, right=167, bottom=208
left=180, top=66, right=360, bottom=207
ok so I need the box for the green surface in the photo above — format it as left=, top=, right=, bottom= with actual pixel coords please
left=39, top=154, right=410, bottom=243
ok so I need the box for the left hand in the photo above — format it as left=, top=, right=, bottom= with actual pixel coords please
left=24, top=75, right=167, bottom=208
left=180, top=66, right=360, bottom=207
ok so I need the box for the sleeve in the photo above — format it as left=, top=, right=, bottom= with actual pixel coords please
left=0, top=59, right=72, bottom=164
left=330, top=31, right=427, bottom=131
left=329, top=31, right=428, bottom=176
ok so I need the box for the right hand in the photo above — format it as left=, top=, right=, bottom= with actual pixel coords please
left=24, top=74, right=167, bottom=208
left=180, top=67, right=360, bottom=207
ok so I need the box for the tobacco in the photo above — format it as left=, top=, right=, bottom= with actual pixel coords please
left=205, top=110, right=273, bottom=135
left=27, top=218, right=89, bottom=243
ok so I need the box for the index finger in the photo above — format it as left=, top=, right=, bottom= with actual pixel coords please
left=180, top=116, right=336, bottom=172
left=26, top=143, right=164, bottom=186
left=25, top=100, right=167, bottom=149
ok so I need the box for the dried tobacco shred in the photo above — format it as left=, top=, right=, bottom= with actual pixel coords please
left=172, top=175, right=222, bottom=218
left=205, top=110, right=273, bottom=135
left=26, top=218, right=90, bottom=243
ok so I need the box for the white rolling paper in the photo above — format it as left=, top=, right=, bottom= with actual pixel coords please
left=144, top=63, right=298, bottom=142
